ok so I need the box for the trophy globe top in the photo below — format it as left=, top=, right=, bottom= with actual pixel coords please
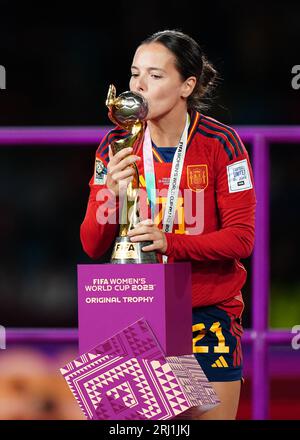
left=106, top=85, right=148, bottom=130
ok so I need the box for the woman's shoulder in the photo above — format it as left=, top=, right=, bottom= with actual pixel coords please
left=104, top=125, right=130, bottom=143
left=194, top=112, right=245, bottom=161
left=196, top=113, right=240, bottom=140
left=96, top=125, right=130, bottom=155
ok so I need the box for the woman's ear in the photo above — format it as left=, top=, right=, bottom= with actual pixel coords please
left=181, top=76, right=197, bottom=98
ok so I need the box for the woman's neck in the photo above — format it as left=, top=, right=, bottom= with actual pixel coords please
left=147, top=110, right=188, bottom=147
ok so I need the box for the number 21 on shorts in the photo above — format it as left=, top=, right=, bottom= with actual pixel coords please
left=192, top=321, right=230, bottom=353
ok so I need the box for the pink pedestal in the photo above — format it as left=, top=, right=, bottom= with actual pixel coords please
left=77, top=263, right=192, bottom=356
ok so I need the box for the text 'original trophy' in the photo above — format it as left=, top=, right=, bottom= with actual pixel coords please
left=106, top=84, right=158, bottom=264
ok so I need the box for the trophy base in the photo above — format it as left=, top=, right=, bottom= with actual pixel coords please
left=110, top=236, right=158, bottom=264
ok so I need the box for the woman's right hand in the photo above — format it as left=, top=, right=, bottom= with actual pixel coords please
left=106, top=146, right=141, bottom=197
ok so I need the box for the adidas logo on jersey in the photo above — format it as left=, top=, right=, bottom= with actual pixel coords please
left=211, top=356, right=228, bottom=368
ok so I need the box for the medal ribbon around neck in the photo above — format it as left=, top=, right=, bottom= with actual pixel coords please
left=143, top=113, right=190, bottom=263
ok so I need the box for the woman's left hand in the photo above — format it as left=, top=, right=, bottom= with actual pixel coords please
left=127, top=219, right=167, bottom=253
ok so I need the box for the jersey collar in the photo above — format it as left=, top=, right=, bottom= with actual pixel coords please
left=149, top=109, right=200, bottom=163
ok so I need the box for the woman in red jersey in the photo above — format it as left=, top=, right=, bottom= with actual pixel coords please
left=80, top=30, right=256, bottom=419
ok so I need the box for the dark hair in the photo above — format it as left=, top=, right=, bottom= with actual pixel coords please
left=141, top=30, right=218, bottom=112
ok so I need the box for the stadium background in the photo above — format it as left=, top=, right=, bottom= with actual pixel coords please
left=0, top=0, right=299, bottom=420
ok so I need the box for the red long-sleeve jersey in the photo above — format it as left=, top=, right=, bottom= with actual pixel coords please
left=80, top=110, right=256, bottom=314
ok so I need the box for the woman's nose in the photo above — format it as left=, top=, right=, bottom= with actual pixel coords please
left=135, top=76, right=146, bottom=92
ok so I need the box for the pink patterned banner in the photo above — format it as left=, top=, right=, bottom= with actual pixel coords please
left=60, top=318, right=219, bottom=420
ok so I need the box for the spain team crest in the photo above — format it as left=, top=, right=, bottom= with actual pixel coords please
left=187, top=165, right=208, bottom=191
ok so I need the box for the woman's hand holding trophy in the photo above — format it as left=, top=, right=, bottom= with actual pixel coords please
left=106, top=146, right=140, bottom=197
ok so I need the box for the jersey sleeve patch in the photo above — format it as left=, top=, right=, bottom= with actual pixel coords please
left=226, top=159, right=253, bottom=193
left=94, top=158, right=107, bottom=185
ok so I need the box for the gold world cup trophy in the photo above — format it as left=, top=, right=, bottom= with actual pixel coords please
left=106, top=84, right=158, bottom=264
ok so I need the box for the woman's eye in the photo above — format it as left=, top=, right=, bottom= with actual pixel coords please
left=131, top=73, right=138, bottom=77
left=151, top=75, right=162, bottom=79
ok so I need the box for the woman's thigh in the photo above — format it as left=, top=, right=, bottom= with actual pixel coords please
left=197, top=380, right=241, bottom=419
left=174, top=380, right=241, bottom=420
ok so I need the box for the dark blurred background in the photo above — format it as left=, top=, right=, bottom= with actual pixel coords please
left=0, top=0, right=300, bottom=330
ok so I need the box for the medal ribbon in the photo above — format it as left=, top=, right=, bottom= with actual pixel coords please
left=143, top=114, right=189, bottom=263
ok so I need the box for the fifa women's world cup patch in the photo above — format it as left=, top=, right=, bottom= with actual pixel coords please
left=187, top=165, right=208, bottom=192
left=94, top=158, right=107, bottom=185
left=226, top=159, right=253, bottom=193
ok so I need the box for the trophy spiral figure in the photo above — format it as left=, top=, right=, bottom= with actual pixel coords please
left=106, top=84, right=157, bottom=263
